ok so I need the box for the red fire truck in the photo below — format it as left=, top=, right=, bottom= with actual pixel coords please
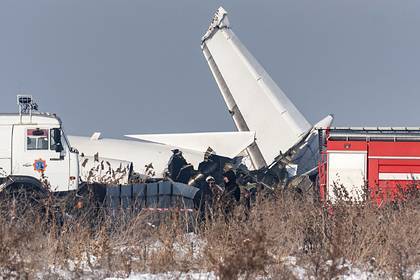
left=318, top=127, right=420, bottom=204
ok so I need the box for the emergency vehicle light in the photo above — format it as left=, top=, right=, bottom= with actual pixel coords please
left=18, top=95, right=32, bottom=104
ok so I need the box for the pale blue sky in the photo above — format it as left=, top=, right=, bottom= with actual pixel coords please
left=1, top=1, right=419, bottom=138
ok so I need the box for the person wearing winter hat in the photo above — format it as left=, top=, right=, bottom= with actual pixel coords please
left=222, top=170, right=241, bottom=219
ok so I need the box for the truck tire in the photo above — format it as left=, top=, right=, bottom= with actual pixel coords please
left=2, top=176, right=48, bottom=192
left=0, top=176, right=49, bottom=219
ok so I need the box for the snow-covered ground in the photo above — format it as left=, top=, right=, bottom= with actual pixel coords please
left=38, top=255, right=419, bottom=280
left=37, top=264, right=420, bottom=279
left=31, top=233, right=419, bottom=279
left=106, top=272, right=216, bottom=280
left=104, top=267, right=420, bottom=280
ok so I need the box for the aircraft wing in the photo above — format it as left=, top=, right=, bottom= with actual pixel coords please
left=126, top=131, right=255, bottom=159
left=68, top=135, right=205, bottom=178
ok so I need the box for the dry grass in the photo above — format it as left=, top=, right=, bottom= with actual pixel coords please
left=0, top=186, right=418, bottom=279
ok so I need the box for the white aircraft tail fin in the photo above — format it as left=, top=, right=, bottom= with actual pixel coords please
left=201, top=7, right=311, bottom=169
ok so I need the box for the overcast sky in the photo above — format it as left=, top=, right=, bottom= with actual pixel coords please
left=1, top=0, right=419, bottom=138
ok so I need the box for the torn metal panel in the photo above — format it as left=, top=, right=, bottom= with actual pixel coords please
left=272, top=114, right=334, bottom=175
left=165, top=148, right=243, bottom=186
left=201, top=6, right=229, bottom=42
left=287, top=175, right=314, bottom=194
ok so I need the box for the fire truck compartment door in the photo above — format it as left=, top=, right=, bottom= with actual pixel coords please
left=0, top=125, right=12, bottom=175
left=327, top=152, right=366, bottom=202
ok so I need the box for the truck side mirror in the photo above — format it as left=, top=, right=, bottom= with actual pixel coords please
left=52, top=128, right=64, bottom=153
left=55, top=143, right=64, bottom=153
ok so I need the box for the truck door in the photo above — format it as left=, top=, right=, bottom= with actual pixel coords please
left=0, top=125, right=12, bottom=177
left=12, top=126, right=70, bottom=192
left=327, top=151, right=367, bottom=202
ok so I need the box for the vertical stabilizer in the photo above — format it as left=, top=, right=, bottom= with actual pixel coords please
left=201, top=7, right=311, bottom=169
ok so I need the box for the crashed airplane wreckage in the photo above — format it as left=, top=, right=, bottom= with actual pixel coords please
left=0, top=8, right=334, bottom=213
left=69, top=7, right=333, bottom=192
left=3, top=9, right=417, bottom=210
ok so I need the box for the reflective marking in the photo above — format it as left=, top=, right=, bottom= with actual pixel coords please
left=327, top=150, right=367, bottom=154
left=369, top=156, right=420, bottom=160
left=378, top=173, right=420, bottom=180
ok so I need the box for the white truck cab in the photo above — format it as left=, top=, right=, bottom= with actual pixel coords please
left=0, top=96, right=79, bottom=193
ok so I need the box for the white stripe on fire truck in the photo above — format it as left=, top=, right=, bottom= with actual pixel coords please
left=378, top=173, right=420, bottom=180
left=369, top=156, right=420, bottom=160
left=327, top=150, right=367, bottom=154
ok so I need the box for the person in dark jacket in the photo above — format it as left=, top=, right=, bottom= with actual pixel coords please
left=193, top=176, right=214, bottom=222
left=222, top=170, right=240, bottom=219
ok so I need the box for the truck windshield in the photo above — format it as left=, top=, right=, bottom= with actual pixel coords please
left=27, top=128, right=49, bottom=150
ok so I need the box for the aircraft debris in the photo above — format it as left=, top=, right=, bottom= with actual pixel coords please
left=79, top=154, right=133, bottom=185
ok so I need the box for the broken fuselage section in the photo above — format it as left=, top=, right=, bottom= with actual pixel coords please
left=69, top=7, right=334, bottom=191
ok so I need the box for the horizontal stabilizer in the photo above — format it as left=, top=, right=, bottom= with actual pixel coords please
left=126, top=131, right=255, bottom=158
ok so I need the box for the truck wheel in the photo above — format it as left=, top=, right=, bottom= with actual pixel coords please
left=0, top=177, right=48, bottom=220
